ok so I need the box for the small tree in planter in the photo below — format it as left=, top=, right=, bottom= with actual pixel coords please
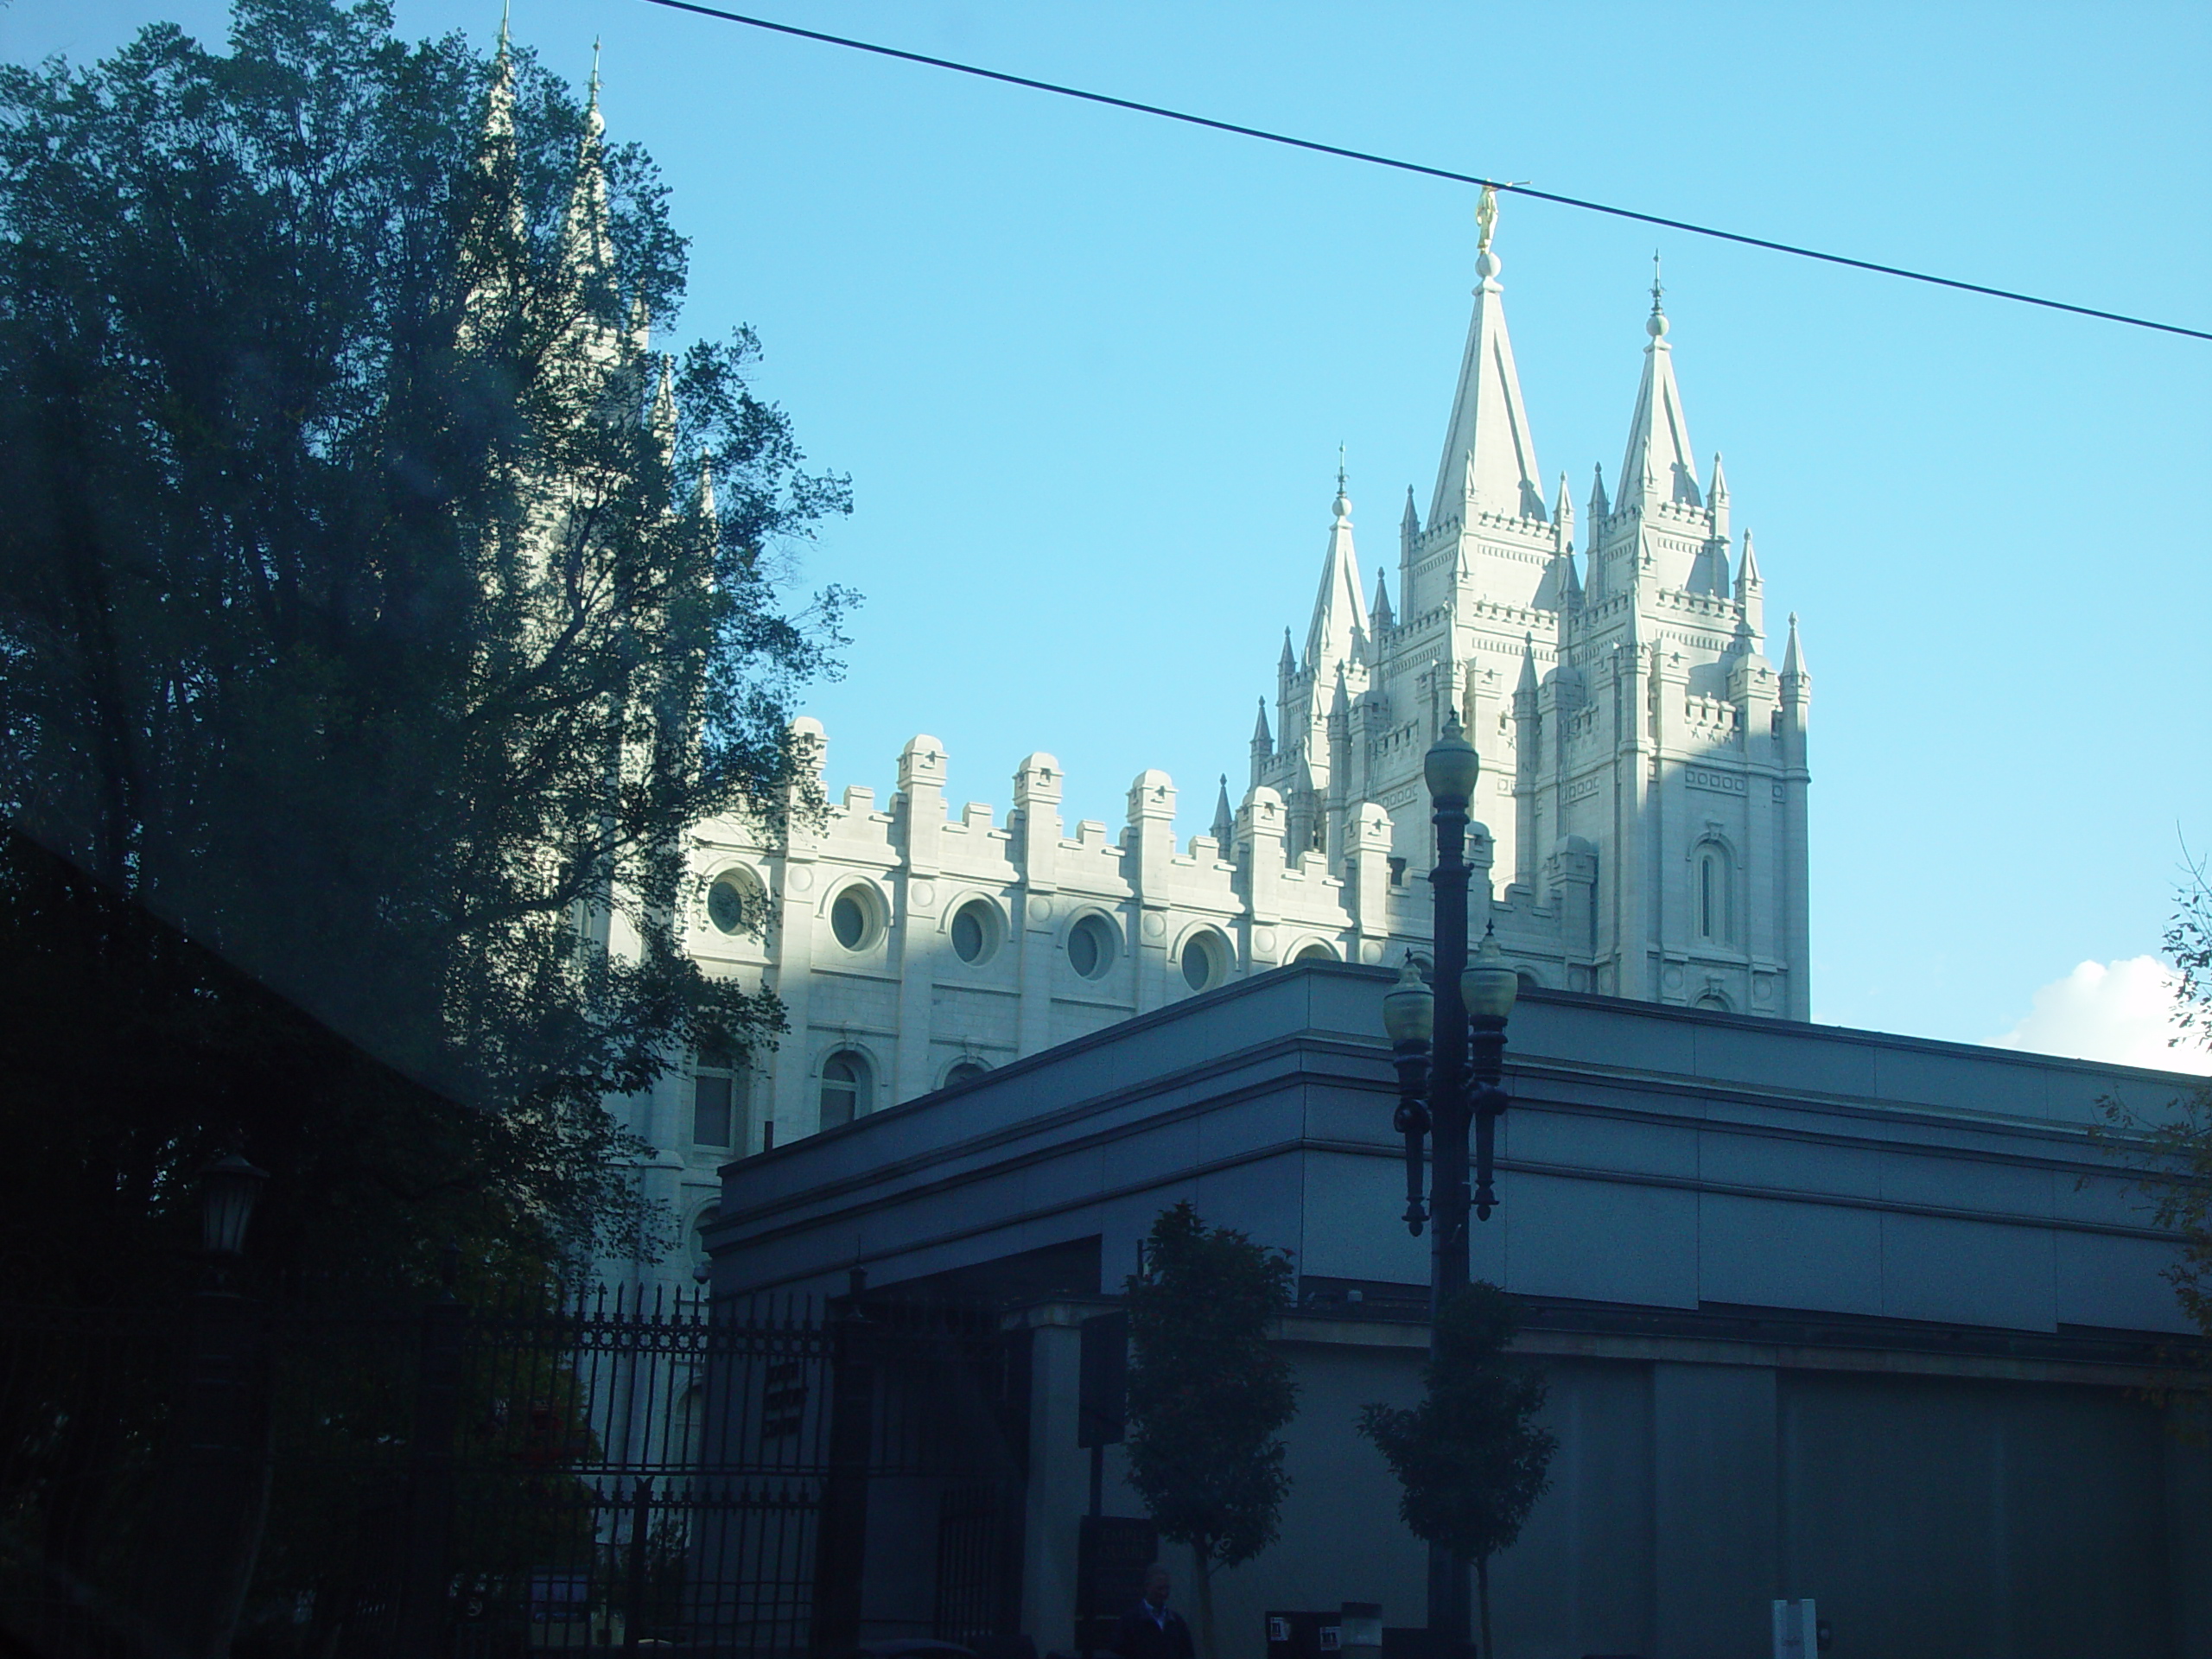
left=1359, top=1282, right=1557, bottom=1659
left=1123, top=1201, right=1299, bottom=1659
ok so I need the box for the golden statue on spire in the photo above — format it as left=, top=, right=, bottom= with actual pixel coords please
left=1475, top=183, right=1498, bottom=253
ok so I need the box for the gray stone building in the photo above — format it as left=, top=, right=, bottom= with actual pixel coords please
left=706, top=962, right=2211, bottom=1658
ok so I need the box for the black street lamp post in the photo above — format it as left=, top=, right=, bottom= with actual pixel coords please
left=140, top=1153, right=270, bottom=1659
left=1379, top=709, right=1520, bottom=1654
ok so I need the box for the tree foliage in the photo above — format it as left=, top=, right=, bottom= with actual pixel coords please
left=1122, top=1201, right=1298, bottom=1659
left=2096, top=857, right=2212, bottom=1368
left=1360, top=1282, right=1557, bottom=1656
left=0, top=0, right=849, bottom=1300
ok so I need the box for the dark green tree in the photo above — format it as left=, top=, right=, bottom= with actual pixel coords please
left=0, top=0, right=849, bottom=1302
left=1359, top=1283, right=1558, bottom=1659
left=1122, top=1201, right=1299, bottom=1659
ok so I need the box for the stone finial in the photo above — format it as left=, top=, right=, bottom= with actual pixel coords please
left=1013, top=752, right=1062, bottom=804
left=897, top=734, right=946, bottom=791
left=1127, top=768, right=1176, bottom=823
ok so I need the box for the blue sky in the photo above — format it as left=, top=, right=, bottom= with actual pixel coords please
left=11, top=1, right=2211, bottom=1056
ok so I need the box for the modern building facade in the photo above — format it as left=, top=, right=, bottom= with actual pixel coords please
left=704, top=962, right=2212, bottom=1659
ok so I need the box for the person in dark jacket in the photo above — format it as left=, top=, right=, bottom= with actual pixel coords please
left=1112, top=1563, right=1195, bottom=1659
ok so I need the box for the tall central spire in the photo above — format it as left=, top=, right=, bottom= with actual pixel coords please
left=1617, top=253, right=1702, bottom=510
left=1428, top=186, right=1547, bottom=528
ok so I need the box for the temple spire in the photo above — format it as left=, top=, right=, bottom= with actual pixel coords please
left=1781, top=611, right=1808, bottom=677
left=561, top=41, right=612, bottom=277
left=1427, top=188, right=1546, bottom=527
left=1211, top=774, right=1235, bottom=845
left=1370, top=566, right=1394, bottom=632
left=1305, top=473, right=1370, bottom=675
left=649, top=353, right=677, bottom=458
left=1617, top=256, right=1702, bottom=510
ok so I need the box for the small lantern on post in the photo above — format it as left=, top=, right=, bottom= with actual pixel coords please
left=1382, top=960, right=1434, bottom=1236
left=1460, top=924, right=1520, bottom=1220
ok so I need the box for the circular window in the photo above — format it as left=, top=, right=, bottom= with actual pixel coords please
left=1180, top=931, right=1226, bottom=992
left=1067, top=913, right=1116, bottom=980
left=950, top=899, right=999, bottom=964
left=944, top=1059, right=988, bottom=1088
left=1294, top=942, right=1337, bottom=963
left=706, top=867, right=762, bottom=935
left=829, top=886, right=877, bottom=951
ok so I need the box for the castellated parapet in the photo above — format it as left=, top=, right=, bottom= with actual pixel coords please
left=675, top=722, right=1463, bottom=1154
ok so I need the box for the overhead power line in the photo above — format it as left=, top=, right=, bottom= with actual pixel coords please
left=639, top=0, right=2209, bottom=345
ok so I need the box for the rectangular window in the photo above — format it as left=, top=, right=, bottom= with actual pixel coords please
left=693, top=1072, right=733, bottom=1147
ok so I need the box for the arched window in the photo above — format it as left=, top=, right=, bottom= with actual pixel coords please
left=944, top=1059, right=989, bottom=1089
left=1067, top=913, right=1117, bottom=980
left=1694, top=990, right=1732, bottom=1013
left=1294, top=942, right=1337, bottom=963
left=693, top=1038, right=741, bottom=1148
left=1695, top=844, right=1734, bottom=944
left=819, top=1050, right=871, bottom=1128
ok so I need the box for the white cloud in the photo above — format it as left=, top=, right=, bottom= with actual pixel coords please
left=1992, top=957, right=2212, bottom=1074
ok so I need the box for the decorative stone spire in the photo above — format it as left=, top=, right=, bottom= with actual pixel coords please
left=1735, top=527, right=1763, bottom=638
left=1304, top=473, right=1370, bottom=677
left=1428, top=188, right=1546, bottom=526
left=1516, top=632, right=1541, bottom=697
left=1249, top=697, right=1274, bottom=781
left=1400, top=486, right=1421, bottom=550
left=1586, top=461, right=1611, bottom=523
left=561, top=41, right=613, bottom=278
left=1370, top=566, right=1394, bottom=632
left=1618, top=255, right=1703, bottom=511
left=1708, top=451, right=1731, bottom=540
left=1211, top=774, right=1235, bottom=845
left=649, top=353, right=677, bottom=457
left=1279, top=626, right=1298, bottom=678
left=1551, top=472, right=1574, bottom=554
left=1781, top=611, right=1808, bottom=678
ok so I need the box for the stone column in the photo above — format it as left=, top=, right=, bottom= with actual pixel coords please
left=1012, top=754, right=1064, bottom=1057
left=1123, top=770, right=1177, bottom=1014
left=892, top=735, right=947, bottom=1102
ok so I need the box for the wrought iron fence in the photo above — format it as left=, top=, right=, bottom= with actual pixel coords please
left=0, top=1287, right=1029, bottom=1659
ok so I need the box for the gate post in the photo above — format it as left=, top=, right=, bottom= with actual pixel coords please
left=395, top=1269, right=464, bottom=1656
left=812, top=1282, right=874, bottom=1655
left=622, top=1478, right=653, bottom=1655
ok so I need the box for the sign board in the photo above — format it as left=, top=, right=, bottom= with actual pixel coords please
left=1772, top=1599, right=1818, bottom=1659
left=1077, top=1312, right=1128, bottom=1448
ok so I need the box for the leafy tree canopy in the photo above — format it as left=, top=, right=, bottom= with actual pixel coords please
left=0, top=0, right=850, bottom=1300
left=1122, top=1201, right=1298, bottom=1658
left=2098, top=860, right=2212, bottom=1374
left=1359, top=1282, right=1557, bottom=1568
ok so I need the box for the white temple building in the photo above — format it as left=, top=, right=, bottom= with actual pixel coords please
left=639, top=195, right=1814, bottom=1274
